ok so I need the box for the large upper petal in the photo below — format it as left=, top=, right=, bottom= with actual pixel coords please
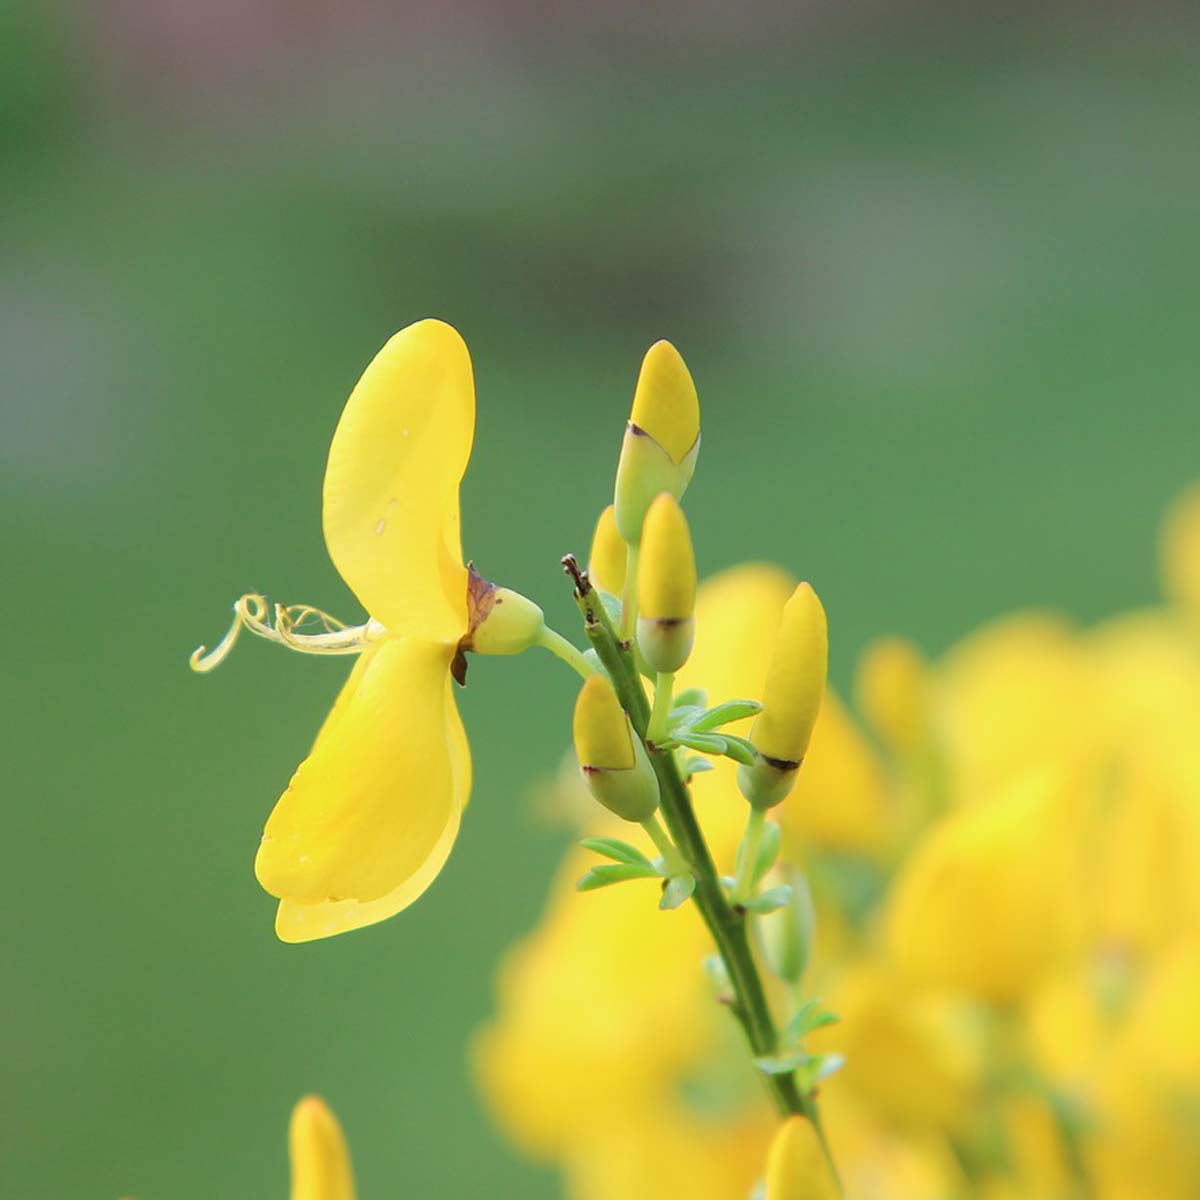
left=256, top=636, right=467, bottom=919
left=323, top=319, right=474, bottom=645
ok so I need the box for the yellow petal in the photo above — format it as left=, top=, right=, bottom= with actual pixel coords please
left=289, top=1095, right=356, bottom=1200
left=256, top=637, right=463, bottom=912
left=274, top=668, right=469, bottom=942
left=322, top=319, right=474, bottom=645
left=765, top=1116, right=840, bottom=1200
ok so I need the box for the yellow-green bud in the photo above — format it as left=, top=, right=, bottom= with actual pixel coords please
left=739, top=583, right=828, bottom=810
left=765, top=1115, right=839, bottom=1200
left=573, top=674, right=660, bottom=822
left=613, top=340, right=700, bottom=543
left=465, top=566, right=545, bottom=656
left=759, top=866, right=816, bottom=985
left=588, top=504, right=627, bottom=596
left=636, top=492, right=696, bottom=674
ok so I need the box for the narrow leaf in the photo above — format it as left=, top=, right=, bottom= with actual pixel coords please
left=576, top=863, right=659, bottom=892
left=719, top=734, right=759, bottom=766
left=673, top=687, right=708, bottom=709
left=665, top=704, right=705, bottom=731
left=692, top=698, right=763, bottom=732
left=659, top=873, right=697, bottom=911
left=742, top=885, right=793, bottom=914
left=683, top=756, right=714, bottom=776
left=678, top=731, right=730, bottom=754
left=578, top=836, right=653, bottom=868
left=754, top=1052, right=809, bottom=1076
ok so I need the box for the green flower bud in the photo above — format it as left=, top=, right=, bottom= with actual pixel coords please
left=613, top=341, right=700, bottom=543
left=464, top=565, right=546, bottom=657
left=573, top=674, right=660, bottom=822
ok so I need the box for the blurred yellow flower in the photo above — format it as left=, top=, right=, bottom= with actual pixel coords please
left=478, top=489, right=1200, bottom=1199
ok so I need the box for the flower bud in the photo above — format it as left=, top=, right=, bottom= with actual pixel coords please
left=588, top=504, right=627, bottom=596
left=759, top=866, right=816, bottom=985
left=613, top=340, right=700, bottom=543
left=636, top=493, right=696, bottom=674
left=765, top=1115, right=839, bottom=1200
left=855, top=635, right=929, bottom=758
left=289, top=1095, right=356, bottom=1200
left=739, top=583, right=828, bottom=810
left=465, top=566, right=546, bottom=657
left=573, top=674, right=660, bottom=822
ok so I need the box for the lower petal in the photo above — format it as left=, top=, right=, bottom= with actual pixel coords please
left=255, top=637, right=465, bottom=909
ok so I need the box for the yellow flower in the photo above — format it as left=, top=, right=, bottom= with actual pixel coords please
left=289, top=1095, right=356, bottom=1200
left=885, top=770, right=1081, bottom=1003
left=192, top=320, right=546, bottom=942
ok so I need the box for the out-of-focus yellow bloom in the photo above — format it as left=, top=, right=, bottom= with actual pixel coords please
left=765, top=1116, right=839, bottom=1200
left=290, top=1095, right=355, bottom=1200
left=480, top=487, right=1200, bottom=1200
left=637, top=493, right=697, bottom=673
left=856, top=636, right=930, bottom=760
left=588, top=505, right=626, bottom=595
left=613, top=340, right=700, bottom=542
left=885, top=771, right=1080, bottom=1003
left=193, top=320, right=543, bottom=942
left=812, top=966, right=980, bottom=1131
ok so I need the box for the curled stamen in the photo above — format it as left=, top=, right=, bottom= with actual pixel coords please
left=189, top=593, right=374, bottom=673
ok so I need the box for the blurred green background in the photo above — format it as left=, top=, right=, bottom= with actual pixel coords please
left=4, top=4, right=1199, bottom=1196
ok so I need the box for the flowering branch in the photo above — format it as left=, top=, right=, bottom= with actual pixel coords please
left=562, top=556, right=841, bottom=1190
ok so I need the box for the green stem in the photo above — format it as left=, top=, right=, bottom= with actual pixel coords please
left=563, top=558, right=842, bottom=1192
left=641, top=812, right=690, bottom=877
left=536, top=626, right=595, bottom=680
left=619, top=541, right=640, bottom=641
left=731, top=807, right=766, bottom=906
left=647, top=671, right=675, bottom=743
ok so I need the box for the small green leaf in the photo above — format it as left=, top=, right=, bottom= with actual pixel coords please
left=578, top=836, right=654, bottom=868
left=576, top=863, right=659, bottom=891
left=753, top=1052, right=809, bottom=1076
left=798, top=1053, right=845, bottom=1088
left=692, top=698, right=764, bottom=732
left=659, top=874, right=696, bottom=910
left=678, top=731, right=730, bottom=754
left=683, top=756, right=714, bottom=776
left=673, top=687, right=708, bottom=709
left=752, top=820, right=782, bottom=886
left=741, top=885, right=793, bottom=914
left=719, top=734, right=758, bottom=766
left=783, top=999, right=839, bottom=1043
left=666, top=704, right=705, bottom=731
